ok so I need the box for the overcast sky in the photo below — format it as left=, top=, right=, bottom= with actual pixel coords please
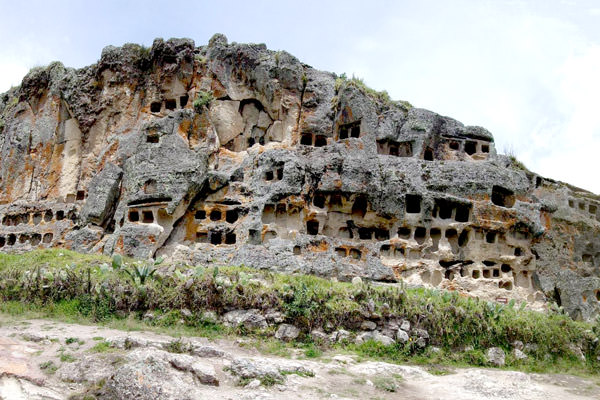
left=1, top=0, right=598, bottom=193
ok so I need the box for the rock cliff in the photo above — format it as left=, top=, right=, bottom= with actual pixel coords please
left=0, top=34, right=598, bottom=320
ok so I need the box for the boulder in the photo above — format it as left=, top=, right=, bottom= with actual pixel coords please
left=512, top=348, right=528, bottom=361
left=360, top=321, right=377, bottom=331
left=486, top=347, right=506, bottom=367
left=310, top=329, right=330, bottom=343
left=228, top=358, right=283, bottom=384
left=97, top=348, right=212, bottom=399
left=330, top=329, right=351, bottom=343
left=275, top=324, right=300, bottom=341
left=355, top=331, right=395, bottom=346
left=400, top=320, right=411, bottom=332
left=396, top=329, right=409, bottom=344
left=222, top=310, right=267, bottom=329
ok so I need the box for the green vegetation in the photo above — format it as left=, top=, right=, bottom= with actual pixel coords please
left=193, top=90, right=214, bottom=112
left=90, top=340, right=115, bottom=353
left=133, top=44, right=152, bottom=71
left=118, top=256, right=162, bottom=286
left=503, top=144, right=529, bottom=171
left=194, top=54, right=207, bottom=66
left=0, top=249, right=599, bottom=376
left=137, top=45, right=151, bottom=60
left=65, top=337, right=84, bottom=345
left=39, top=360, right=58, bottom=374
left=509, top=155, right=528, bottom=171
left=372, top=375, right=402, bottom=392
left=334, top=73, right=413, bottom=111
left=164, top=338, right=189, bottom=353
left=60, top=352, right=76, bottom=363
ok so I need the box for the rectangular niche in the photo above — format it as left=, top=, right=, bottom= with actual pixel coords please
left=338, top=120, right=361, bottom=140
left=491, top=185, right=515, bottom=208
left=307, top=220, right=319, bottom=235
left=376, top=139, right=412, bottom=157
left=142, top=210, right=154, bottom=223
left=405, top=194, right=421, bottom=214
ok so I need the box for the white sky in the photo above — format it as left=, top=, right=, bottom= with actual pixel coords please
left=1, top=0, right=598, bottom=193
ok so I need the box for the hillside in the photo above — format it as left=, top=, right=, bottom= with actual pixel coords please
left=1, top=34, right=599, bottom=320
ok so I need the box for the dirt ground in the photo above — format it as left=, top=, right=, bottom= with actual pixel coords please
left=1, top=316, right=599, bottom=400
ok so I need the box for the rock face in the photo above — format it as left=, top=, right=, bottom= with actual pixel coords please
left=0, top=34, right=599, bottom=320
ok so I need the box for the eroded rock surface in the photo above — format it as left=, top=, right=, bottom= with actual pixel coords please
left=0, top=318, right=598, bottom=400
left=0, top=34, right=599, bottom=319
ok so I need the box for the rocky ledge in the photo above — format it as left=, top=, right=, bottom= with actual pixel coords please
left=0, top=34, right=599, bottom=320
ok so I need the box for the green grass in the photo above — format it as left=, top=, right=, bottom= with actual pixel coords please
left=334, top=73, right=413, bottom=111
left=0, top=249, right=599, bottom=376
left=372, top=375, right=401, bottom=392
left=0, top=248, right=109, bottom=272
left=66, top=337, right=84, bottom=345
left=60, top=352, right=76, bottom=362
left=39, top=360, right=57, bottom=374
left=164, top=338, right=189, bottom=354
left=90, top=341, right=115, bottom=353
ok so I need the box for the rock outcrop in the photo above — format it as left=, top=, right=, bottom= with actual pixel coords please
left=0, top=34, right=599, bottom=319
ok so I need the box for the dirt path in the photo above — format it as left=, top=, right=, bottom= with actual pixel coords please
left=0, top=316, right=598, bottom=400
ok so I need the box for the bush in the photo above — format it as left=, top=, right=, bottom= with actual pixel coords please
left=193, top=91, right=213, bottom=112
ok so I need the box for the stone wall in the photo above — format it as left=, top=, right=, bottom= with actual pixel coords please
left=0, top=34, right=599, bottom=320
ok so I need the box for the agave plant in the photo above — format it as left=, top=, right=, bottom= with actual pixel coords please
left=112, top=254, right=164, bottom=286
left=111, top=254, right=123, bottom=270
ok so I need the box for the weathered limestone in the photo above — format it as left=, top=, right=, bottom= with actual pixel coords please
left=0, top=34, right=599, bottom=320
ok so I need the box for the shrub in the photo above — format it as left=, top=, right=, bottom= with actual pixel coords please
left=193, top=91, right=214, bottom=112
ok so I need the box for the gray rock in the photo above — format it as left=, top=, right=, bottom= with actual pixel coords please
left=512, top=348, right=528, bottom=361
left=191, top=361, right=219, bottom=386
left=356, top=331, right=395, bottom=346
left=414, top=337, right=428, bottom=349
left=413, top=329, right=429, bottom=340
left=80, top=163, right=122, bottom=226
left=98, top=348, right=206, bottom=399
left=228, top=358, right=283, bottom=383
left=223, top=310, right=267, bottom=329
left=56, top=354, right=118, bottom=383
left=486, top=347, right=506, bottom=367
left=360, top=321, right=377, bottom=331
left=275, top=324, right=300, bottom=341
left=512, top=340, right=524, bottom=351
left=567, top=343, right=586, bottom=362
left=21, top=333, right=47, bottom=342
left=400, top=320, right=411, bottom=332
left=199, top=311, right=219, bottom=324
left=180, top=308, right=192, bottom=318
left=310, top=329, right=330, bottom=343
left=189, top=344, right=226, bottom=358
left=330, top=329, right=351, bottom=343
left=264, top=309, right=285, bottom=324
left=143, top=312, right=155, bottom=321
left=245, top=379, right=261, bottom=389
left=396, top=329, right=409, bottom=344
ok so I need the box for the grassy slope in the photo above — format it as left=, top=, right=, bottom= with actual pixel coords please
left=0, top=249, right=599, bottom=376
